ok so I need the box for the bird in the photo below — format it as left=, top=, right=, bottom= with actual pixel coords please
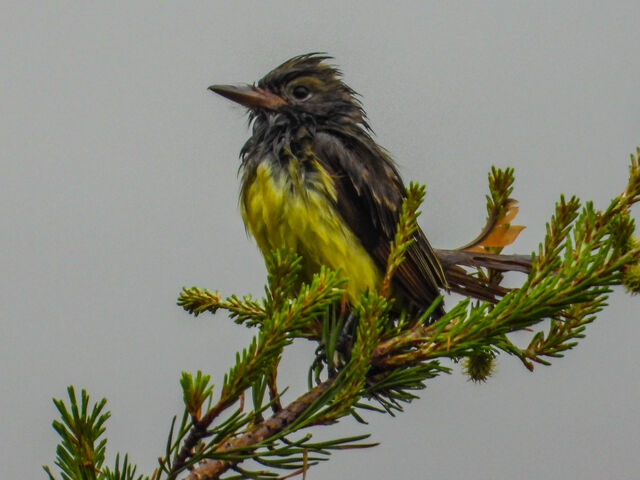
left=209, top=53, right=528, bottom=318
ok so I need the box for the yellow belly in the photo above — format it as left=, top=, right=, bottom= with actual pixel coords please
left=241, top=161, right=381, bottom=303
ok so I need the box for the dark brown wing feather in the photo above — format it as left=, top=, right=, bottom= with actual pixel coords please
left=312, top=131, right=447, bottom=313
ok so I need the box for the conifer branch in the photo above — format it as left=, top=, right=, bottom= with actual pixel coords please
left=45, top=148, right=640, bottom=480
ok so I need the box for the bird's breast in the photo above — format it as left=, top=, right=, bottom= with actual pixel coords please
left=240, top=157, right=381, bottom=303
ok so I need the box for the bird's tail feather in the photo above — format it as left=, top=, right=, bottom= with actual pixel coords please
left=436, top=249, right=533, bottom=303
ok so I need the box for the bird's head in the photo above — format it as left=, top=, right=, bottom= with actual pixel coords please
left=209, top=53, right=367, bottom=128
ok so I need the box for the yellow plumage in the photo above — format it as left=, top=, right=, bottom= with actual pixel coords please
left=241, top=160, right=381, bottom=303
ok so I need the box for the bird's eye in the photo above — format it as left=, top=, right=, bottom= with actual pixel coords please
left=291, top=85, right=311, bottom=100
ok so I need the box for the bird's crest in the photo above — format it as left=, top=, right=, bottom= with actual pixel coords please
left=258, top=53, right=339, bottom=90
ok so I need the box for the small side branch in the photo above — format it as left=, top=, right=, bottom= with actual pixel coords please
left=184, top=379, right=334, bottom=480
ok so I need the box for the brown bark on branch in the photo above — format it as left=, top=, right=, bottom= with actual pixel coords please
left=184, top=379, right=334, bottom=480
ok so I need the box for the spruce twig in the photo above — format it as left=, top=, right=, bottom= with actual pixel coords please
left=45, top=148, right=640, bottom=480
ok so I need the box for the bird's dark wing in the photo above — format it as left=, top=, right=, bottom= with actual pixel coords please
left=312, top=130, right=447, bottom=312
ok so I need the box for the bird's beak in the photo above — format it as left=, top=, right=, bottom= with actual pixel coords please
left=208, top=84, right=286, bottom=110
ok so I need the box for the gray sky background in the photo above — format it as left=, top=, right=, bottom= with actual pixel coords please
left=3, top=2, right=639, bottom=479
